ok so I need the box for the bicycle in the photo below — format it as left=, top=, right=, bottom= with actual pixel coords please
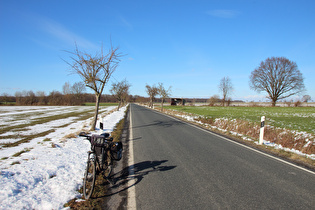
left=79, top=132, right=123, bottom=199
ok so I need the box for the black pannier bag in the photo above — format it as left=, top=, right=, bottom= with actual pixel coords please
left=90, top=135, right=109, bottom=159
left=110, top=142, right=123, bottom=161
left=91, top=135, right=108, bottom=147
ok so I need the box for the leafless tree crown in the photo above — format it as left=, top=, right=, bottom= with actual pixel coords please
left=65, top=44, right=122, bottom=130
left=219, top=76, right=233, bottom=106
left=110, top=79, right=131, bottom=110
left=250, top=57, right=305, bottom=106
left=158, top=83, right=172, bottom=111
left=145, top=84, right=159, bottom=108
left=67, top=45, right=121, bottom=96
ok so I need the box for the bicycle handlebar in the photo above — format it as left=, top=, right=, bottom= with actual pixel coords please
left=79, top=132, right=113, bottom=142
left=79, top=132, right=91, bottom=141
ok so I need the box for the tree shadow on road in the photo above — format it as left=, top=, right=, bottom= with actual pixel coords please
left=132, top=120, right=184, bottom=129
left=103, top=160, right=177, bottom=197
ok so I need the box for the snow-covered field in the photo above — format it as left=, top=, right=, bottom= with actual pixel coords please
left=0, top=105, right=127, bottom=209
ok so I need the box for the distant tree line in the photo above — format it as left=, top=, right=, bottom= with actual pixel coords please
left=1, top=57, right=311, bottom=107
left=0, top=91, right=151, bottom=106
left=0, top=80, right=140, bottom=106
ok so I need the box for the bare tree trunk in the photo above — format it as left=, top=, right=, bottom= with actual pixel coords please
left=150, top=98, right=153, bottom=108
left=118, top=101, right=121, bottom=111
left=161, top=99, right=164, bottom=112
left=91, top=94, right=101, bottom=130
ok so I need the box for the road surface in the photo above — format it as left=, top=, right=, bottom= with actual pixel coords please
left=128, top=104, right=315, bottom=209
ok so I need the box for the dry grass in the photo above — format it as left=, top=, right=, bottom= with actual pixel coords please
left=12, top=148, right=32, bottom=157
left=10, top=161, right=21, bottom=165
left=64, top=133, right=77, bottom=139
left=0, top=109, right=94, bottom=136
left=0, top=129, right=56, bottom=148
left=207, top=118, right=315, bottom=155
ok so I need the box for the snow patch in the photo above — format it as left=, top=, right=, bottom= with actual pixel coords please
left=0, top=105, right=127, bottom=209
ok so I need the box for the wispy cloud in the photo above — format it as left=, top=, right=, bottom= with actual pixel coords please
left=207, top=9, right=240, bottom=18
left=119, top=16, right=133, bottom=30
left=36, top=17, right=98, bottom=50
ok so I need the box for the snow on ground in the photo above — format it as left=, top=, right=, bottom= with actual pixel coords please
left=0, top=105, right=127, bottom=209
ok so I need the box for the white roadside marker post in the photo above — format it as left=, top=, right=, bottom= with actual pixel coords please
left=259, top=116, right=265, bottom=145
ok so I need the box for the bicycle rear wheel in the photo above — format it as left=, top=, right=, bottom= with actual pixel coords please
left=83, top=153, right=96, bottom=199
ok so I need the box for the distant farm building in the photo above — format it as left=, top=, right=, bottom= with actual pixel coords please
left=171, top=98, right=186, bottom=106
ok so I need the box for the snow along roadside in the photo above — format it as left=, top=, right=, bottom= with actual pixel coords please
left=0, top=106, right=127, bottom=210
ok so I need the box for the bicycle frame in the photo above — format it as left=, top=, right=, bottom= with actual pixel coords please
left=80, top=132, right=114, bottom=199
left=92, top=145, right=111, bottom=172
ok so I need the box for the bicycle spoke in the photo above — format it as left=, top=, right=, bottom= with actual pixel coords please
left=83, top=155, right=96, bottom=199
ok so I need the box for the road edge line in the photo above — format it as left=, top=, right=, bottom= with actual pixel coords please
left=127, top=105, right=137, bottom=209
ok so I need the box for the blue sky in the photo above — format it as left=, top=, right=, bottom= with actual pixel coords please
left=1, top=0, right=314, bottom=101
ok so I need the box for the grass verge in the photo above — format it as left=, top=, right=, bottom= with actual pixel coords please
left=162, top=107, right=315, bottom=169
left=165, top=106, right=315, bottom=134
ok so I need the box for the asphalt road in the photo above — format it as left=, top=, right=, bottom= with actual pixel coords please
left=128, top=104, right=315, bottom=209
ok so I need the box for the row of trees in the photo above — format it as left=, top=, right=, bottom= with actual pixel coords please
left=0, top=90, right=154, bottom=106
left=141, top=57, right=307, bottom=108
left=1, top=91, right=119, bottom=106
left=1, top=57, right=310, bottom=108
left=145, top=83, right=172, bottom=111
left=217, top=57, right=307, bottom=106
left=0, top=79, right=132, bottom=106
left=1, top=40, right=310, bottom=130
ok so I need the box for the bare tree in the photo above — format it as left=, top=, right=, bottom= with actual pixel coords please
left=36, top=91, right=47, bottom=105
left=219, top=76, right=233, bottom=106
left=0, top=93, right=9, bottom=105
left=72, top=82, right=86, bottom=95
left=24, top=90, right=37, bottom=105
left=208, top=95, right=220, bottom=106
left=250, top=57, right=305, bottom=106
left=15, top=91, right=23, bottom=105
left=62, top=82, right=72, bottom=105
left=158, top=83, right=171, bottom=111
left=62, top=82, right=72, bottom=95
left=145, top=84, right=159, bottom=108
left=110, top=79, right=131, bottom=110
left=302, top=95, right=311, bottom=103
left=72, top=82, right=86, bottom=104
left=66, top=44, right=122, bottom=130
left=48, top=91, right=64, bottom=105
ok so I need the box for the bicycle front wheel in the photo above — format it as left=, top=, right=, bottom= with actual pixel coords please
left=83, top=153, right=96, bottom=199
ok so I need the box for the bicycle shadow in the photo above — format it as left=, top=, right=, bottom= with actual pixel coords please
left=102, top=160, right=176, bottom=197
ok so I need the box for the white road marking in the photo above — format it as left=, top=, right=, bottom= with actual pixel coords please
left=127, top=105, right=137, bottom=209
